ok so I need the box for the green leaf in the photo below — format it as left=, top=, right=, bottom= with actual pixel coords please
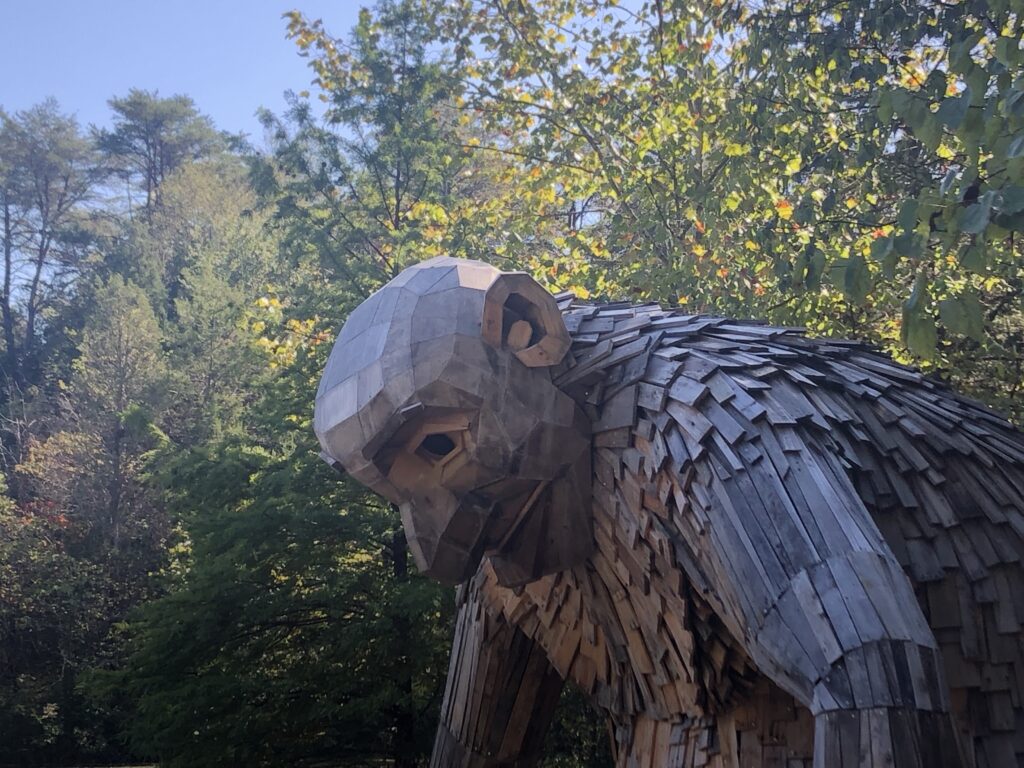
left=940, top=169, right=958, bottom=195
left=799, top=245, right=826, bottom=290
left=893, top=231, right=923, bottom=259
left=949, top=34, right=983, bottom=74
left=869, top=235, right=893, bottom=262
left=844, top=253, right=871, bottom=304
left=890, top=89, right=915, bottom=122
left=960, top=243, right=987, bottom=273
left=897, top=199, right=919, bottom=231
left=903, top=309, right=937, bottom=358
left=1001, top=185, right=1024, bottom=214
left=938, top=296, right=967, bottom=334
left=902, top=274, right=937, bottom=358
left=960, top=202, right=991, bottom=233
left=876, top=89, right=894, bottom=124
left=916, top=114, right=943, bottom=152
left=961, top=290, right=986, bottom=341
left=995, top=37, right=1020, bottom=68
left=1003, top=88, right=1024, bottom=117
left=935, top=91, right=969, bottom=130
left=939, top=292, right=985, bottom=340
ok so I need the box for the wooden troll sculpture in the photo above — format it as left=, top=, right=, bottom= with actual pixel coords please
left=315, top=257, right=1024, bottom=768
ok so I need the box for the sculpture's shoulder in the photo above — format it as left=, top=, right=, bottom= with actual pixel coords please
left=556, top=294, right=1024, bottom=615
left=552, top=295, right=1024, bottom=477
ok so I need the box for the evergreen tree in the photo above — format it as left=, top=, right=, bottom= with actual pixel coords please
left=96, top=89, right=222, bottom=213
left=0, top=100, right=104, bottom=401
left=108, top=321, right=453, bottom=765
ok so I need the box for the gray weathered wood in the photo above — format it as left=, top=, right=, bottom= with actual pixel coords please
left=316, top=258, right=1024, bottom=768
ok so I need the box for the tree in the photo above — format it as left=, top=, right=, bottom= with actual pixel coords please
left=739, top=0, right=1024, bottom=411
left=70, top=276, right=166, bottom=547
left=433, top=0, right=1024, bottom=417
left=108, top=5, right=496, bottom=764
left=3, top=2, right=1023, bottom=766
left=262, top=0, right=575, bottom=294
left=262, top=1, right=464, bottom=291
left=103, top=251, right=454, bottom=765
left=158, top=161, right=278, bottom=442
left=8, top=276, right=169, bottom=764
left=96, top=90, right=222, bottom=212
left=0, top=474, right=116, bottom=766
left=0, top=101, right=103, bottom=394
left=16, top=272, right=170, bottom=641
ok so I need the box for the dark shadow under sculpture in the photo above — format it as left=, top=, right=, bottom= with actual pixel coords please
left=315, top=256, right=1024, bottom=768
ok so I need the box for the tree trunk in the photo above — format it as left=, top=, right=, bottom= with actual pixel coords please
left=390, top=526, right=418, bottom=768
left=108, top=423, right=124, bottom=551
left=1, top=193, right=18, bottom=387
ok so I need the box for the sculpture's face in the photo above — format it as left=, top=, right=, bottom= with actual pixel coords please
left=315, top=257, right=591, bottom=585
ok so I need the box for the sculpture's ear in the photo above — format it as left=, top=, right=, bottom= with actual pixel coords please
left=481, top=272, right=571, bottom=368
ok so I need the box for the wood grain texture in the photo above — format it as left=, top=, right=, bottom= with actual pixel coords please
left=430, top=580, right=564, bottom=768
left=317, top=260, right=1024, bottom=767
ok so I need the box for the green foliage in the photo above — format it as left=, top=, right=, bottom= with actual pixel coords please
left=270, top=0, right=467, bottom=289
left=96, top=89, right=223, bottom=211
left=0, top=470, right=121, bottom=765
left=432, top=0, right=1024, bottom=417
left=0, top=99, right=104, bottom=394
left=74, top=276, right=166, bottom=421
left=5, top=276, right=171, bottom=766
left=541, top=685, right=613, bottom=767
left=741, top=0, right=1024, bottom=411
left=108, top=390, right=453, bottom=766
left=4, top=1, right=1024, bottom=766
left=265, top=0, right=587, bottom=299
left=98, top=213, right=455, bottom=763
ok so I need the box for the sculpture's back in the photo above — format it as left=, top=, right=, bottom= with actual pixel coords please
left=316, top=257, right=1024, bottom=768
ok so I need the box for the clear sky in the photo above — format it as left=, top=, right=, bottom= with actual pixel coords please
left=0, top=1, right=364, bottom=143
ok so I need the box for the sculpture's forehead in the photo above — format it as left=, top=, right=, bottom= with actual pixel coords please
left=315, top=257, right=501, bottom=430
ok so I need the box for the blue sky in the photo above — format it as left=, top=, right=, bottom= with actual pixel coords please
left=0, top=1, right=364, bottom=143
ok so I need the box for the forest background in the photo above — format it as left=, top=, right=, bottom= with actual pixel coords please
left=1, top=0, right=1022, bottom=765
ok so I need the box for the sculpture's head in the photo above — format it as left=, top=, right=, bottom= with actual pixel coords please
left=315, top=257, right=592, bottom=586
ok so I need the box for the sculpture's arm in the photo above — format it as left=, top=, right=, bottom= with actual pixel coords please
left=666, top=402, right=964, bottom=767
left=430, top=575, right=564, bottom=768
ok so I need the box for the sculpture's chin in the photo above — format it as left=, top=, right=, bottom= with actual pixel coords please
left=406, top=537, right=480, bottom=585
left=401, top=499, right=492, bottom=586
left=426, top=548, right=486, bottom=586
left=400, top=454, right=594, bottom=588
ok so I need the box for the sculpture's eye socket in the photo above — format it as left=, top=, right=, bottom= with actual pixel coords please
left=419, top=433, right=456, bottom=460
